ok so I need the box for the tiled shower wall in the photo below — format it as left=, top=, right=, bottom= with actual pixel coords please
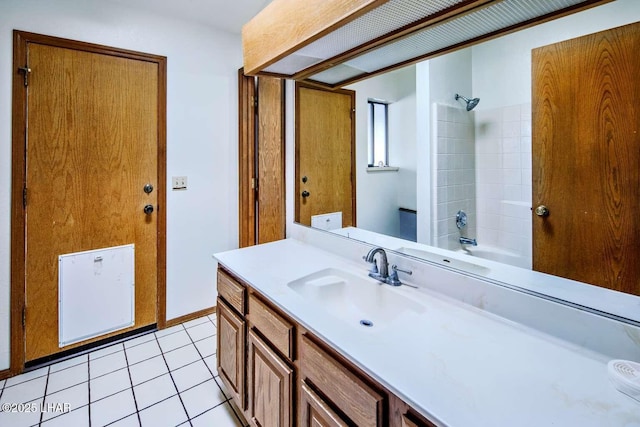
left=433, top=104, right=476, bottom=250
left=474, top=103, right=532, bottom=268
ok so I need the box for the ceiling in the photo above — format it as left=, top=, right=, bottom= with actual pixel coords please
left=105, top=0, right=272, bottom=34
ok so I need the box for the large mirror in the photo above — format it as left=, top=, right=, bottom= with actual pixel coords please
left=294, top=0, right=640, bottom=323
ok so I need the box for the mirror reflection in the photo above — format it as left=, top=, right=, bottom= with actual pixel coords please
left=294, top=0, right=640, bottom=308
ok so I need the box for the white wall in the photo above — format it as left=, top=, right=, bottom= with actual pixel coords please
left=416, top=48, right=473, bottom=245
left=474, top=103, right=532, bottom=268
left=0, top=0, right=242, bottom=370
left=472, top=0, right=640, bottom=109
left=345, top=66, right=416, bottom=238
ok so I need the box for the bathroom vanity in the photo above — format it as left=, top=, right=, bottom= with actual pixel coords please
left=214, top=238, right=640, bottom=427
left=216, top=266, right=430, bottom=426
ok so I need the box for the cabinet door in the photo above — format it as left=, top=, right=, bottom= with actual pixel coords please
left=217, top=298, right=246, bottom=409
left=299, top=381, right=348, bottom=427
left=247, top=330, right=293, bottom=427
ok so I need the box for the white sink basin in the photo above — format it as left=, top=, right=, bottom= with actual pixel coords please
left=394, top=247, right=490, bottom=276
left=287, top=268, right=425, bottom=326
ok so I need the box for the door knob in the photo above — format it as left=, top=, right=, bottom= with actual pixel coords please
left=144, top=183, right=154, bottom=194
left=301, top=190, right=310, bottom=198
left=535, top=205, right=550, bottom=217
left=143, top=204, right=154, bottom=215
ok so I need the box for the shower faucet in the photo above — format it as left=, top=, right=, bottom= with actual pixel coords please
left=456, top=210, right=477, bottom=246
left=459, top=236, right=478, bottom=246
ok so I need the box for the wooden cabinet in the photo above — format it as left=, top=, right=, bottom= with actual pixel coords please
left=247, top=330, right=293, bottom=427
left=390, top=395, right=438, bottom=427
left=217, top=297, right=246, bottom=409
left=216, top=266, right=437, bottom=427
left=299, top=381, right=348, bottom=427
left=402, top=413, right=434, bottom=427
left=300, top=334, right=385, bottom=427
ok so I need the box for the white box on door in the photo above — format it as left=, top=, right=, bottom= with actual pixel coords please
left=58, top=244, right=135, bottom=347
left=311, top=212, right=342, bottom=231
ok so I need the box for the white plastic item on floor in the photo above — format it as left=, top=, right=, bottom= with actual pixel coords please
left=608, top=359, right=640, bottom=402
left=59, top=244, right=135, bottom=347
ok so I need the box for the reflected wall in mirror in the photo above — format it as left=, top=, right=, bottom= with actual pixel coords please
left=294, top=0, right=640, bottom=304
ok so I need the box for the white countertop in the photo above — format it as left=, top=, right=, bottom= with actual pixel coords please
left=214, top=238, right=640, bottom=427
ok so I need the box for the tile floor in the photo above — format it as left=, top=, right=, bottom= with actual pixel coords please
left=0, top=314, right=249, bottom=427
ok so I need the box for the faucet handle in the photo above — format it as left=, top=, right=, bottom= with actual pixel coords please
left=387, top=265, right=412, bottom=287
left=387, top=264, right=413, bottom=286
left=392, top=265, right=412, bottom=276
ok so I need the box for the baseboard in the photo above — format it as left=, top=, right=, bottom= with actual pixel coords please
left=0, top=368, right=10, bottom=381
left=163, top=306, right=216, bottom=329
left=25, top=324, right=157, bottom=371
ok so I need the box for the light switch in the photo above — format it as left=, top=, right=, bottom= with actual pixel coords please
left=172, top=176, right=187, bottom=190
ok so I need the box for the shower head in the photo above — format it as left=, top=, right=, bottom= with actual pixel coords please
left=455, top=94, right=480, bottom=111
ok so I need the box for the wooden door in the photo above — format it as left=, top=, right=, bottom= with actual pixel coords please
left=532, top=22, right=640, bottom=295
left=238, top=72, right=285, bottom=247
left=257, top=77, right=286, bottom=244
left=299, top=382, right=348, bottom=427
left=247, top=330, right=292, bottom=427
left=217, top=298, right=246, bottom=410
left=295, top=84, right=355, bottom=228
left=238, top=70, right=257, bottom=247
left=12, top=32, right=166, bottom=364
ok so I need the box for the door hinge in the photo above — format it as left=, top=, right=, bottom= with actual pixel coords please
left=23, top=186, right=27, bottom=208
left=252, top=95, right=258, bottom=109
left=18, top=66, right=31, bottom=87
left=22, top=306, right=26, bottom=329
left=251, top=178, right=256, bottom=190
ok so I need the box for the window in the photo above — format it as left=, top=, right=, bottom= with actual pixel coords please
left=368, top=100, right=388, bottom=167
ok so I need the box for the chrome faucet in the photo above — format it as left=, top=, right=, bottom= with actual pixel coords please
left=364, top=247, right=389, bottom=282
left=363, top=247, right=412, bottom=286
left=459, top=236, right=477, bottom=246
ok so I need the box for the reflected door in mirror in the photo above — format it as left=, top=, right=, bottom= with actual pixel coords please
left=532, top=22, right=640, bottom=296
left=295, top=84, right=356, bottom=228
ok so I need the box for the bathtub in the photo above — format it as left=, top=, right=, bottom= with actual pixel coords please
left=458, top=245, right=531, bottom=269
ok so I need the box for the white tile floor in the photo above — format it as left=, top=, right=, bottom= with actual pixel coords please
left=0, top=314, right=248, bottom=427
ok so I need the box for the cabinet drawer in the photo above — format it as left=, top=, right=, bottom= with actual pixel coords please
left=300, top=335, right=385, bottom=427
left=248, top=294, right=294, bottom=360
left=217, top=269, right=245, bottom=314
